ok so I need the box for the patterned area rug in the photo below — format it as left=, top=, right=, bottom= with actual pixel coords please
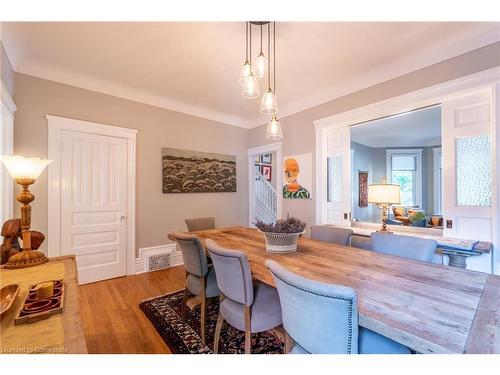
left=140, top=290, right=284, bottom=354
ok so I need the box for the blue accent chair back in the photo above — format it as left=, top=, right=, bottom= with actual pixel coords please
left=185, top=217, right=215, bottom=232
left=205, top=239, right=254, bottom=305
left=266, top=260, right=359, bottom=354
left=173, top=232, right=208, bottom=277
left=370, top=233, right=437, bottom=262
left=310, top=225, right=353, bottom=246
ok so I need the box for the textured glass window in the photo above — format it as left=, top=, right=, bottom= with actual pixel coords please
left=327, top=156, right=342, bottom=203
left=456, top=135, right=491, bottom=206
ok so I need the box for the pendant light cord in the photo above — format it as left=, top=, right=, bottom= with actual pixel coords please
left=273, top=22, right=276, bottom=95
left=260, top=25, right=263, bottom=54
left=249, top=23, right=252, bottom=66
left=267, top=22, right=271, bottom=90
left=245, top=22, right=249, bottom=62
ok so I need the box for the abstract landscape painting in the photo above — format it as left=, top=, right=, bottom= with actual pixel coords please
left=162, top=148, right=237, bottom=193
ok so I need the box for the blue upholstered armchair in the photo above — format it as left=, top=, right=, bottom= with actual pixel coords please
left=206, top=239, right=282, bottom=354
left=370, top=232, right=437, bottom=262
left=173, top=232, right=219, bottom=346
left=266, top=260, right=410, bottom=354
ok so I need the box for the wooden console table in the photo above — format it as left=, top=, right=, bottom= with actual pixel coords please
left=0, top=256, right=87, bottom=354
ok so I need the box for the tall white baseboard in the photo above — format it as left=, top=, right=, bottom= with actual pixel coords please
left=170, top=248, right=184, bottom=268
left=134, top=243, right=183, bottom=274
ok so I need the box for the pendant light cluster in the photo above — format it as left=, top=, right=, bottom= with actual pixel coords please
left=239, top=21, right=282, bottom=140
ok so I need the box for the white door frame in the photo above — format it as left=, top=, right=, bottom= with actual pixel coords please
left=47, top=115, right=137, bottom=276
left=248, top=142, right=282, bottom=225
left=313, top=67, right=500, bottom=274
left=0, top=80, right=16, bottom=225
left=432, top=147, right=442, bottom=215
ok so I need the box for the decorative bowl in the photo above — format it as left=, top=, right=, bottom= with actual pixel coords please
left=0, top=284, right=20, bottom=320
left=258, top=230, right=306, bottom=253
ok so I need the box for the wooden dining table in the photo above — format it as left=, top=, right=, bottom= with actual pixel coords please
left=169, top=226, right=500, bottom=354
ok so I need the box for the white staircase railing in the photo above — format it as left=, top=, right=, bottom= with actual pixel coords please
left=254, top=170, right=277, bottom=222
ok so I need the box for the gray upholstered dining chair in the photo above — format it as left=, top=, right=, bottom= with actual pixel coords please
left=266, top=260, right=410, bottom=354
left=370, top=233, right=437, bottom=262
left=310, top=225, right=353, bottom=246
left=185, top=217, right=215, bottom=232
left=205, top=239, right=282, bottom=354
left=173, top=232, right=219, bottom=345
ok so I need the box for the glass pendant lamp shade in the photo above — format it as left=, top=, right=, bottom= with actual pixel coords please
left=255, top=52, right=266, bottom=79
left=265, top=115, right=283, bottom=140
left=239, top=61, right=252, bottom=86
left=0, top=155, right=52, bottom=181
left=241, top=73, right=259, bottom=99
left=260, top=89, right=278, bottom=114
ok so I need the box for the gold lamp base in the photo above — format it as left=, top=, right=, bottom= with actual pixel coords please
left=377, top=228, right=393, bottom=234
left=4, top=250, right=48, bottom=269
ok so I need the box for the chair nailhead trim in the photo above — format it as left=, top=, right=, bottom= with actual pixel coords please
left=270, top=271, right=354, bottom=354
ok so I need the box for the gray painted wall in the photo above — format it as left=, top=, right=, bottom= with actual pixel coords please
left=13, top=73, right=249, bottom=255
left=248, top=42, right=500, bottom=230
left=351, top=142, right=373, bottom=222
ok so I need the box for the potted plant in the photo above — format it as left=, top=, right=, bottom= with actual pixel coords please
left=254, top=217, right=307, bottom=253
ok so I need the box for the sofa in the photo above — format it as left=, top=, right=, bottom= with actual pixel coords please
left=389, top=206, right=427, bottom=227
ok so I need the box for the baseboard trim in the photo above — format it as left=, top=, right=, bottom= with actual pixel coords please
left=134, top=243, right=182, bottom=274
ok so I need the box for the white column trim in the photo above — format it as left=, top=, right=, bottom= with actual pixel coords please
left=492, top=83, right=500, bottom=275
left=432, top=147, right=443, bottom=215
left=1, top=81, right=16, bottom=116
left=0, top=80, right=15, bottom=225
left=47, top=115, right=137, bottom=276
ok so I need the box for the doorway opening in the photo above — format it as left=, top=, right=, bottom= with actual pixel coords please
left=248, top=143, right=282, bottom=226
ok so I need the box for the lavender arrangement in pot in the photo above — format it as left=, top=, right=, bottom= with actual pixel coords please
left=254, top=216, right=307, bottom=253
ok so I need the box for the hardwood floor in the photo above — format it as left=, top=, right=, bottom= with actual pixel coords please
left=79, top=266, right=186, bottom=353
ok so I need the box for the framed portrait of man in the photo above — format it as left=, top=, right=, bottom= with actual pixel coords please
left=283, top=153, right=312, bottom=199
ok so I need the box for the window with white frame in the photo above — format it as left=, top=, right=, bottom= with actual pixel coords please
left=1, top=83, right=15, bottom=225
left=386, top=149, right=422, bottom=208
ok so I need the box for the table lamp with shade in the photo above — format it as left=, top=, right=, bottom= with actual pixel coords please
left=1, top=155, right=52, bottom=268
left=368, top=183, right=401, bottom=233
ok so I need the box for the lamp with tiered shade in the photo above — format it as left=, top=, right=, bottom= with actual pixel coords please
left=368, top=183, right=401, bottom=233
left=1, top=155, right=52, bottom=268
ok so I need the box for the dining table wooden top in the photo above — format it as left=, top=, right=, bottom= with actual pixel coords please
left=168, top=226, right=500, bottom=354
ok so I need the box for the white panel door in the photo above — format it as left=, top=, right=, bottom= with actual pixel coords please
left=60, top=130, right=128, bottom=284
left=442, top=89, right=493, bottom=272
left=319, top=126, right=351, bottom=225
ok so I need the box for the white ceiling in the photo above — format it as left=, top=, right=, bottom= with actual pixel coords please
left=1, top=22, right=499, bottom=128
left=350, top=105, right=442, bottom=148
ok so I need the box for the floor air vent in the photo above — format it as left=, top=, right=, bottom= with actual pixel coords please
left=147, top=253, right=171, bottom=272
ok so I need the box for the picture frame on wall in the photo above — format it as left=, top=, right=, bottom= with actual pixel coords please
left=162, top=147, right=237, bottom=193
left=261, top=153, right=272, bottom=164
left=261, top=165, right=272, bottom=181
left=283, top=153, right=312, bottom=199
left=255, top=164, right=261, bottom=179
left=358, top=170, right=368, bottom=207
